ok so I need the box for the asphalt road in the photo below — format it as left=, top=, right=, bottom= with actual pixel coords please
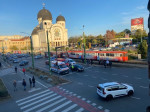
left=1, top=56, right=150, bottom=112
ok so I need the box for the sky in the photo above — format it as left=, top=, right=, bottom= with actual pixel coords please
left=0, top=0, right=149, bottom=38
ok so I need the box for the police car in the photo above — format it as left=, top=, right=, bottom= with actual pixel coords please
left=51, top=61, right=69, bottom=75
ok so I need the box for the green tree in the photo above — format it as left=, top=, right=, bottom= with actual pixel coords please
left=10, top=45, right=18, bottom=50
left=138, top=40, right=148, bottom=59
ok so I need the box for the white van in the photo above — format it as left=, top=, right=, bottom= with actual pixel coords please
left=51, top=61, right=69, bottom=75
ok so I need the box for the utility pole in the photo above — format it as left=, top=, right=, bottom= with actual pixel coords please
left=45, top=22, right=51, bottom=75
left=30, top=36, right=35, bottom=69
left=83, top=25, right=86, bottom=64
left=148, top=0, right=150, bottom=79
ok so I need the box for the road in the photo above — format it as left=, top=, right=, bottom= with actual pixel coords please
left=0, top=55, right=150, bottom=112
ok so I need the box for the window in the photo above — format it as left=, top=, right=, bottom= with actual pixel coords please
left=110, top=53, right=114, bottom=57
left=119, top=85, right=127, bottom=90
left=111, top=86, right=119, bottom=91
left=120, top=54, right=123, bottom=57
left=106, top=53, right=109, bottom=56
left=106, top=88, right=112, bottom=91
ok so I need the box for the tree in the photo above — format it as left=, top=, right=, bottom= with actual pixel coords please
left=138, top=40, right=148, bottom=59
left=10, top=45, right=18, bottom=50
left=124, top=29, right=131, bottom=34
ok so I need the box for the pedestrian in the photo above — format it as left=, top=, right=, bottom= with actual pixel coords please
left=15, top=66, right=17, bottom=73
left=71, top=64, right=74, bottom=72
left=32, top=76, right=35, bottom=87
left=22, top=68, right=26, bottom=75
left=29, top=78, right=32, bottom=88
left=22, top=79, right=26, bottom=91
left=13, top=80, right=17, bottom=91
left=91, top=60, right=93, bottom=65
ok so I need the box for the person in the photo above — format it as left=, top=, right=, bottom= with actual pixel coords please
left=91, top=60, right=93, bottom=65
left=22, top=68, right=26, bottom=75
left=13, top=80, right=17, bottom=91
left=29, top=78, right=32, bottom=88
left=106, top=60, right=109, bottom=66
left=15, top=66, right=17, bottom=73
left=22, top=79, right=26, bottom=91
left=32, top=76, right=35, bottom=87
left=109, top=61, right=112, bottom=68
left=71, top=64, right=74, bottom=72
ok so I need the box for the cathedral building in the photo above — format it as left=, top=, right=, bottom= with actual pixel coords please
left=31, top=6, right=68, bottom=52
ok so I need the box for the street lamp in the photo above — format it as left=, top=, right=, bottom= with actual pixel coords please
left=44, top=22, right=52, bottom=74
left=20, top=32, right=35, bottom=69
left=83, top=25, right=86, bottom=64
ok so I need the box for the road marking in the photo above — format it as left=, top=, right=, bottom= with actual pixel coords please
left=104, top=109, right=110, bottom=112
left=28, top=88, right=41, bottom=93
left=87, top=100, right=91, bottom=103
left=24, top=96, right=62, bottom=112
left=75, top=108, right=84, bottom=112
left=78, top=82, right=83, bottom=85
left=131, top=96, right=141, bottom=100
left=62, top=104, right=78, bottom=112
left=135, top=77, right=142, bottom=80
left=98, top=106, right=103, bottom=109
left=92, top=76, right=97, bottom=78
left=122, top=75, right=128, bottom=78
left=112, top=74, right=118, bottom=76
left=77, top=96, right=81, bottom=98
left=18, top=91, right=53, bottom=106
left=36, top=97, right=66, bottom=112
left=140, top=86, right=148, bottom=89
left=92, top=103, right=96, bottom=106
left=101, top=78, right=107, bottom=80
left=88, top=85, right=94, bottom=88
left=81, top=98, right=86, bottom=101
left=20, top=93, right=57, bottom=109
left=73, top=94, right=77, bottom=96
left=49, top=100, right=72, bottom=112
left=16, top=89, right=50, bottom=103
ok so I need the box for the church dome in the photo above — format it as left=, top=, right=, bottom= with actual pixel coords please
left=31, top=27, right=40, bottom=35
left=56, top=15, right=65, bottom=22
left=37, top=8, right=52, bottom=20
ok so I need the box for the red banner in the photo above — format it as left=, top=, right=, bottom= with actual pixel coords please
left=131, top=18, right=143, bottom=26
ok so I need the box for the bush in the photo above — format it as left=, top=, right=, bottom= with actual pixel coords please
left=0, top=79, right=9, bottom=98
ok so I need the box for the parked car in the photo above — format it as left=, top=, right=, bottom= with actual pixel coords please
left=97, top=82, right=134, bottom=100
left=19, top=60, right=29, bottom=66
left=34, top=55, right=43, bottom=59
left=13, top=59, right=20, bottom=63
left=70, top=64, right=84, bottom=72
left=65, top=58, right=76, bottom=66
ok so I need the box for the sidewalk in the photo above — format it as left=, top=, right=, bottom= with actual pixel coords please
left=0, top=67, right=52, bottom=100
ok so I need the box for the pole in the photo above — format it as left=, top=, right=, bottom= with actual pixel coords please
left=83, top=25, right=86, bottom=64
left=148, top=0, right=150, bottom=79
left=30, top=36, right=34, bottom=69
left=46, top=30, right=51, bottom=74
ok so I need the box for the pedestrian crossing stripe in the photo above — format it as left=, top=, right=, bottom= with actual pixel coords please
left=16, top=88, right=107, bottom=112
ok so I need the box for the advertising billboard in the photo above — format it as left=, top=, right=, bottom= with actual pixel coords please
left=131, top=18, right=143, bottom=26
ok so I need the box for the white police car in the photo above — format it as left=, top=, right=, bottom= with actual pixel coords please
left=97, top=82, right=134, bottom=100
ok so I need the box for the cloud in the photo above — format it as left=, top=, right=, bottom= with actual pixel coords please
left=136, top=6, right=145, bottom=10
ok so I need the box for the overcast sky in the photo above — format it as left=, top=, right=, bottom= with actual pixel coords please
left=0, top=0, right=149, bottom=37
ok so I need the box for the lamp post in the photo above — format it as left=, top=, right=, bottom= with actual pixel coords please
left=20, top=32, right=34, bottom=69
left=83, top=25, right=86, bottom=64
left=44, top=22, right=52, bottom=74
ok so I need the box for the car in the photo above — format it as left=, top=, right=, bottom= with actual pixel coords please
left=71, top=64, right=84, bottom=72
left=34, top=55, right=43, bottom=59
left=97, top=82, right=134, bottom=100
left=19, top=60, right=29, bottom=66
left=65, top=58, right=76, bottom=66
left=13, top=59, right=20, bottom=63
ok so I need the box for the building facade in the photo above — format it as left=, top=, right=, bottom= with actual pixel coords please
left=31, top=6, right=68, bottom=52
left=0, top=37, right=30, bottom=53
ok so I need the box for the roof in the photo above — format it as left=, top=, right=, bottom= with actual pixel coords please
left=37, top=8, right=52, bottom=20
left=99, top=82, right=119, bottom=88
left=32, top=27, right=40, bottom=35
left=56, top=15, right=65, bottom=22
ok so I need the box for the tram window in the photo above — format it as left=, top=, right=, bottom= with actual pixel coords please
left=71, top=52, right=75, bottom=55
left=110, top=53, right=114, bottom=57
left=120, top=54, right=123, bottom=57
left=99, top=53, right=104, bottom=56
left=106, top=53, right=109, bottom=56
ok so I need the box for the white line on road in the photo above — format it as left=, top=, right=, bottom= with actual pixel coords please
left=87, top=100, right=91, bottom=103
left=18, top=91, right=53, bottom=106
left=62, top=104, right=78, bottom=112
left=24, top=96, right=62, bottom=112
left=104, top=109, right=110, bottom=112
left=92, top=103, right=96, bottom=106
left=28, top=88, right=41, bottom=93
left=98, top=106, right=103, bottom=109
left=81, top=98, right=86, bottom=101
left=16, top=89, right=50, bottom=103
left=75, top=108, right=84, bottom=112
left=131, top=96, right=141, bottom=100
left=88, top=85, right=94, bottom=88
left=20, top=93, right=57, bottom=109
left=135, top=77, right=142, bottom=80
left=49, top=100, right=72, bottom=112
left=122, top=75, right=128, bottom=78
left=139, top=86, right=148, bottom=89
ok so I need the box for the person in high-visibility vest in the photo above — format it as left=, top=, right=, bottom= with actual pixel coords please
left=71, top=65, right=74, bottom=72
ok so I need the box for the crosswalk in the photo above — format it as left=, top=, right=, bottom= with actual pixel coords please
left=16, top=88, right=107, bottom=112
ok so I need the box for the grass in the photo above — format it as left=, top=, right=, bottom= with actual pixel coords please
left=0, top=78, right=10, bottom=101
left=26, top=67, right=69, bottom=86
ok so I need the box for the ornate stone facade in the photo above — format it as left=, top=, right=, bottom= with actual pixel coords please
left=31, top=7, right=68, bottom=52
